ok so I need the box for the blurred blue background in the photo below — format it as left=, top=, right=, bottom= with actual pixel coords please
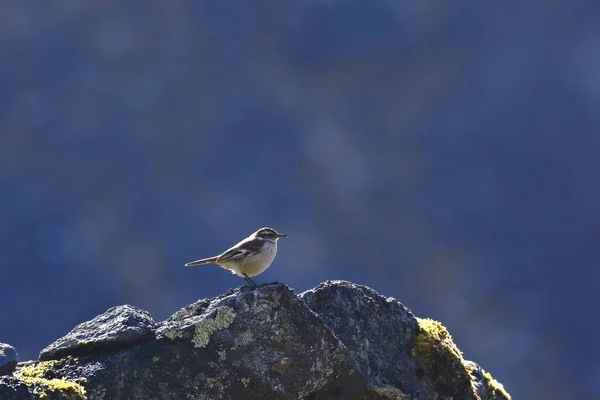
left=1, top=1, right=598, bottom=398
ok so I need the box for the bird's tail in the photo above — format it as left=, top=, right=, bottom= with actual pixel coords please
left=185, top=256, right=218, bottom=267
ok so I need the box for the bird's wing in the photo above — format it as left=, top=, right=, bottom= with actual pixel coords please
left=216, top=237, right=264, bottom=263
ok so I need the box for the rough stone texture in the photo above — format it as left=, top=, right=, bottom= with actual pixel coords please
left=300, top=281, right=487, bottom=400
left=0, top=376, right=35, bottom=400
left=2, top=281, right=511, bottom=400
left=301, top=281, right=421, bottom=393
left=0, top=343, right=19, bottom=376
left=39, top=305, right=155, bottom=361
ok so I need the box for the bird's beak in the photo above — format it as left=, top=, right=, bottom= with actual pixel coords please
left=278, top=233, right=289, bottom=238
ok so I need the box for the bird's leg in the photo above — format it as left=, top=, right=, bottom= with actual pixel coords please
left=243, top=273, right=258, bottom=288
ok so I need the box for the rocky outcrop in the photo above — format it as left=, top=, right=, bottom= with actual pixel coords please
left=0, top=344, right=19, bottom=376
left=39, top=305, right=156, bottom=361
left=0, top=281, right=511, bottom=400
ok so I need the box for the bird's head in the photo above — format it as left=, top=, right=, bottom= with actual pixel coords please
left=254, top=227, right=288, bottom=241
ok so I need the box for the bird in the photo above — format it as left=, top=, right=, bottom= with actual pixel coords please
left=185, top=227, right=288, bottom=287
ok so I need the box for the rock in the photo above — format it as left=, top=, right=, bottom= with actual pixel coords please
left=466, top=361, right=512, bottom=400
left=3, top=281, right=511, bottom=400
left=301, top=281, right=511, bottom=400
left=301, top=281, right=482, bottom=399
left=84, top=283, right=371, bottom=399
left=0, top=343, right=19, bottom=376
left=8, top=359, right=87, bottom=400
left=0, top=376, right=34, bottom=400
left=300, top=281, right=423, bottom=396
left=39, top=305, right=155, bottom=361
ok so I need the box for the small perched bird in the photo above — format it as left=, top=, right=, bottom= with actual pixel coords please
left=185, top=227, right=288, bottom=287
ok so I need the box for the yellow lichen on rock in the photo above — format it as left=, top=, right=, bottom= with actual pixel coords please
left=14, top=360, right=86, bottom=399
left=414, top=318, right=474, bottom=399
left=414, top=318, right=463, bottom=362
left=482, top=369, right=511, bottom=400
left=414, top=318, right=511, bottom=400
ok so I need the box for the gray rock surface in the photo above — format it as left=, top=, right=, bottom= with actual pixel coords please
left=0, top=343, right=19, bottom=376
left=0, top=376, right=34, bottom=400
left=2, top=281, right=511, bottom=400
left=301, top=281, right=423, bottom=395
left=301, top=281, right=479, bottom=400
left=39, top=305, right=155, bottom=361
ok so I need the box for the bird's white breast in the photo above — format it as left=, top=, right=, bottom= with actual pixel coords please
left=227, top=240, right=277, bottom=278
